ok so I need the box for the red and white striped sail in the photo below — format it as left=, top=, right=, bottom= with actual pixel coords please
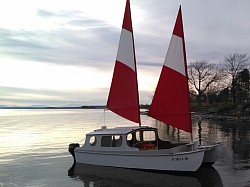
left=107, top=0, right=140, bottom=124
left=148, top=6, right=192, bottom=132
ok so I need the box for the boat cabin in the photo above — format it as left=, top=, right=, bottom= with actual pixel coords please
left=82, top=126, right=159, bottom=151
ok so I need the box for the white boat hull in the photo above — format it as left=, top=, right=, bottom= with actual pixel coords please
left=74, top=148, right=204, bottom=172
left=198, top=143, right=223, bottom=165
left=161, top=141, right=223, bottom=165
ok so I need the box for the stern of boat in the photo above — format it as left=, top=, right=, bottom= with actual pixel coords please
left=198, top=143, right=223, bottom=165
left=69, top=143, right=80, bottom=162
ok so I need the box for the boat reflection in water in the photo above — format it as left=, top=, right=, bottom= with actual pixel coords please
left=68, top=163, right=222, bottom=187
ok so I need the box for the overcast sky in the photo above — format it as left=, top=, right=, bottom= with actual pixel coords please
left=0, top=0, right=249, bottom=107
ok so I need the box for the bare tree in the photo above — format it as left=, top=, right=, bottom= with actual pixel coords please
left=188, top=60, right=223, bottom=106
left=223, top=53, right=249, bottom=104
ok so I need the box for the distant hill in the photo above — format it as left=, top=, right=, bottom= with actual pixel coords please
left=0, top=105, right=105, bottom=109
left=81, top=105, right=105, bottom=109
left=62, top=104, right=82, bottom=107
left=0, top=104, right=149, bottom=110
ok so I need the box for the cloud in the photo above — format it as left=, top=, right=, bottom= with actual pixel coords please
left=0, top=26, right=119, bottom=69
left=134, top=0, right=250, bottom=63
left=2, top=1, right=249, bottom=70
left=2, top=1, right=250, bottom=65
left=0, top=86, right=109, bottom=106
left=0, top=7, right=122, bottom=69
left=0, top=4, right=169, bottom=72
left=37, top=9, right=58, bottom=18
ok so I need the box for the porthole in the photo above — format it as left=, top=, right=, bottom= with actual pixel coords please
left=127, top=133, right=132, bottom=141
left=89, top=136, right=96, bottom=146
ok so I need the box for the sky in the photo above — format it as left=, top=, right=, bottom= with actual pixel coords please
left=0, top=0, right=250, bottom=107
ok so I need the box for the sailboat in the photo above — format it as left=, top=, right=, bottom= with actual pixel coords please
left=69, top=1, right=205, bottom=172
left=147, top=6, right=222, bottom=165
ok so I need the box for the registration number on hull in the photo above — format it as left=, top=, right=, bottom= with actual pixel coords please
left=172, top=157, right=188, bottom=161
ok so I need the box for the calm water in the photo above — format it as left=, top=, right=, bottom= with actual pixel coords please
left=0, top=109, right=249, bottom=187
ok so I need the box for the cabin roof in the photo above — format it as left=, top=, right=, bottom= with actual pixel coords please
left=86, top=126, right=157, bottom=136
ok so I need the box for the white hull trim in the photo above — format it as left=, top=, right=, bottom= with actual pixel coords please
left=74, top=148, right=204, bottom=172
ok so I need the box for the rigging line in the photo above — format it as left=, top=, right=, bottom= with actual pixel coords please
left=78, top=137, right=85, bottom=143
left=104, top=108, right=106, bottom=127
left=96, top=109, right=106, bottom=128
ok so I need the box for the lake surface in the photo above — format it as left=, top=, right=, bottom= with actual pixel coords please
left=0, top=109, right=249, bottom=187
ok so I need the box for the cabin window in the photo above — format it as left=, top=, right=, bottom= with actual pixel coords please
left=101, top=136, right=112, bottom=147
left=143, top=131, right=156, bottom=141
left=112, top=135, right=123, bottom=147
left=127, top=133, right=132, bottom=141
left=89, top=136, right=96, bottom=146
left=101, top=135, right=123, bottom=147
left=127, top=133, right=134, bottom=147
left=136, top=131, right=141, bottom=141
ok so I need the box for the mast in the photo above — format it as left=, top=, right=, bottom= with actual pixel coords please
left=179, top=6, right=193, bottom=140
left=107, top=0, right=141, bottom=125
left=148, top=6, right=192, bottom=134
